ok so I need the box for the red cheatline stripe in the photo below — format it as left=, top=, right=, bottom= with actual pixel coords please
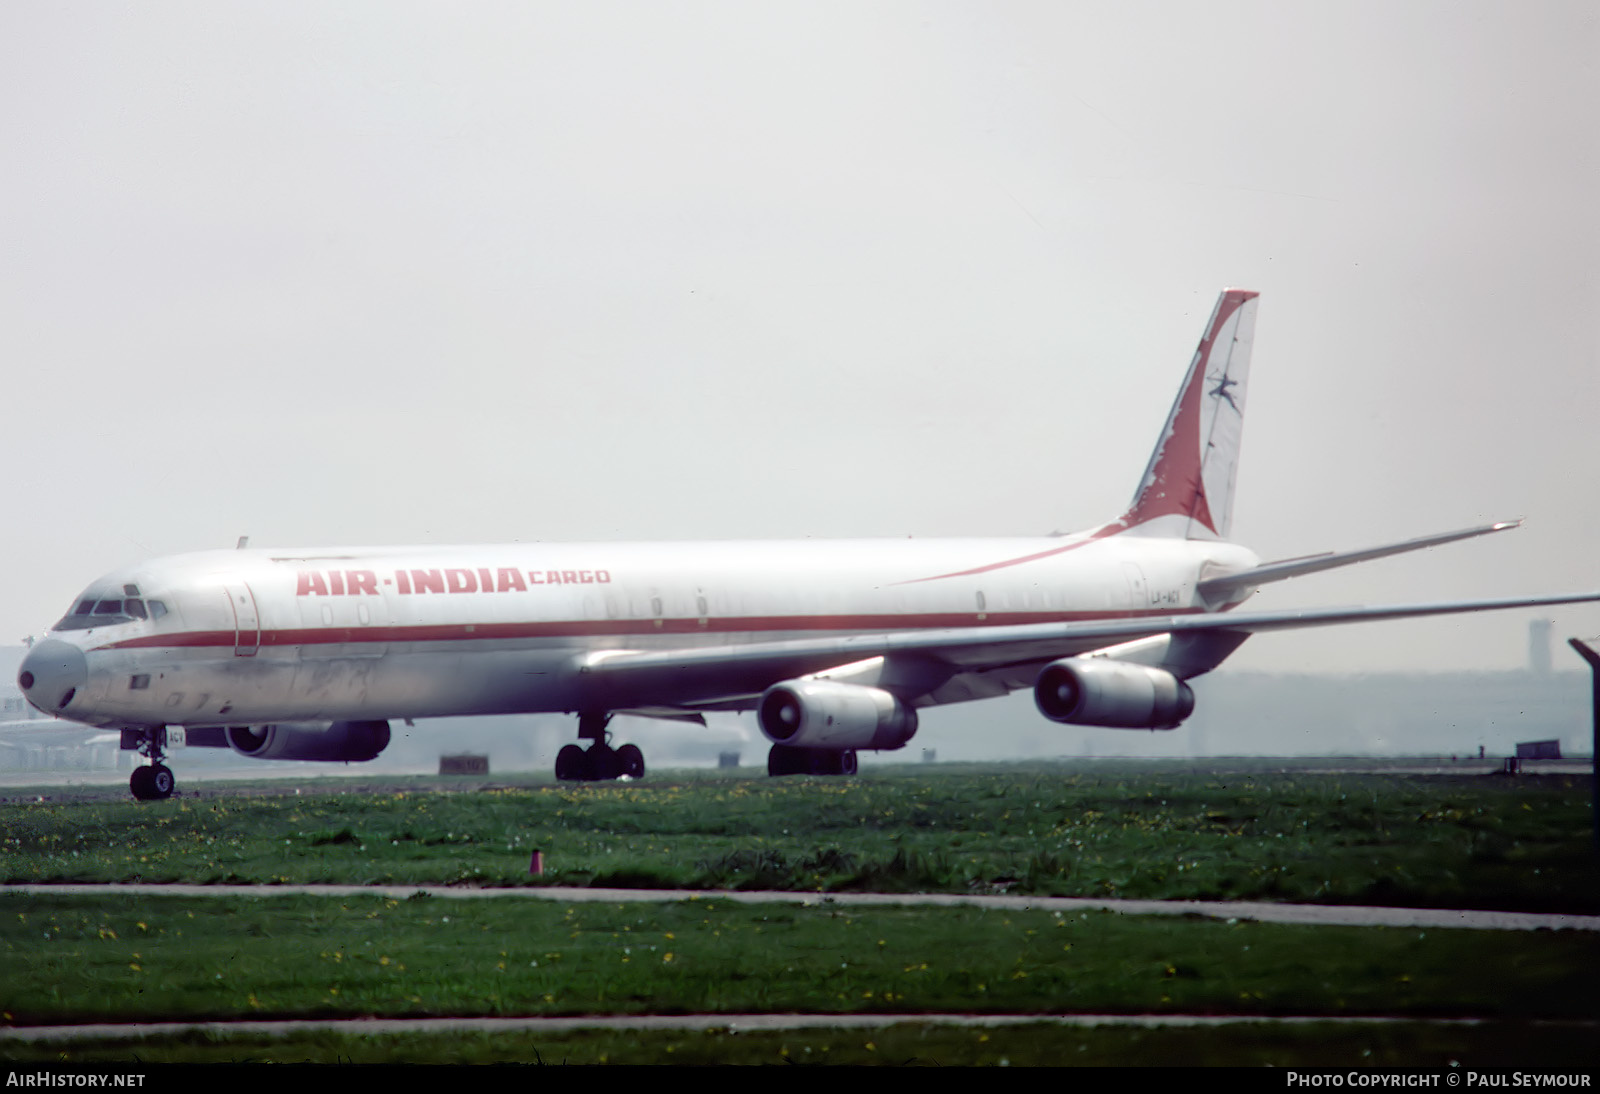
left=91, top=607, right=1204, bottom=651
left=893, top=527, right=1121, bottom=584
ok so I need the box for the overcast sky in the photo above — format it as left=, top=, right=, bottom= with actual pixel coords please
left=3, top=2, right=1596, bottom=673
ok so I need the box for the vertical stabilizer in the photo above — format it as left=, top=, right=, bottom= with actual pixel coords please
left=1110, top=289, right=1259, bottom=540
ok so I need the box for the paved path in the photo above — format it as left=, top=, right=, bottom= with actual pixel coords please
left=11, top=1011, right=1579, bottom=1045
left=7, top=883, right=1597, bottom=932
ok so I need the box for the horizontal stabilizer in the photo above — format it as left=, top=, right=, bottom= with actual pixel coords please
left=1197, top=520, right=1523, bottom=600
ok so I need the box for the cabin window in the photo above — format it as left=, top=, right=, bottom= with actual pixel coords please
left=128, top=674, right=150, bottom=690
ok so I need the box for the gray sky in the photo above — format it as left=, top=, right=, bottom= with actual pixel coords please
left=3, top=2, right=1596, bottom=673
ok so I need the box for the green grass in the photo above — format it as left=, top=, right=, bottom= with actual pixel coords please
left=3, top=764, right=1596, bottom=1065
left=3, top=892, right=1595, bottom=1027
left=2, top=765, right=1595, bottom=911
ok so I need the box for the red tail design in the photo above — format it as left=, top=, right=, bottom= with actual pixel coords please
left=1112, top=289, right=1258, bottom=540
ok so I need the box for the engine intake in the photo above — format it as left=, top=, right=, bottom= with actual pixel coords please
left=225, top=720, right=392, bottom=762
left=758, top=680, right=917, bottom=751
left=1034, top=659, right=1194, bottom=729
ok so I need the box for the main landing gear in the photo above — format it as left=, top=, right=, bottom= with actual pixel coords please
left=126, top=727, right=176, bottom=801
left=767, top=744, right=858, bottom=777
left=555, top=712, right=645, bottom=782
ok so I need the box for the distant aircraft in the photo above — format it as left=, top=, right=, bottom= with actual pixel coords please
left=18, top=290, right=1597, bottom=799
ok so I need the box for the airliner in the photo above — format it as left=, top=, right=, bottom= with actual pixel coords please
left=18, top=290, right=1596, bottom=799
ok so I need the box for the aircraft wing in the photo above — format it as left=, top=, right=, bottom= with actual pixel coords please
left=575, top=590, right=1600, bottom=710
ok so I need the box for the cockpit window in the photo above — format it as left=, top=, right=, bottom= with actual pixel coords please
left=55, top=593, right=149, bottom=630
left=148, top=600, right=168, bottom=621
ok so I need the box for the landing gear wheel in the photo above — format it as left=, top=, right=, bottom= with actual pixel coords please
left=558, top=712, right=646, bottom=782
left=769, top=744, right=813, bottom=776
left=555, top=744, right=590, bottom=782
left=813, top=749, right=846, bottom=776
left=129, top=764, right=174, bottom=801
left=127, top=727, right=176, bottom=800
left=767, top=745, right=856, bottom=777
left=589, top=744, right=621, bottom=781
left=768, top=744, right=793, bottom=776
left=617, top=743, right=645, bottom=779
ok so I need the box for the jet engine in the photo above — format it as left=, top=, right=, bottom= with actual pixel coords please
left=758, top=680, right=918, bottom=751
left=224, top=720, right=392, bottom=762
left=1033, top=658, right=1194, bottom=729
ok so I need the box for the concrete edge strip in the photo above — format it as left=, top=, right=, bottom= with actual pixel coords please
left=4, top=884, right=1597, bottom=932
left=13, top=1012, right=1596, bottom=1044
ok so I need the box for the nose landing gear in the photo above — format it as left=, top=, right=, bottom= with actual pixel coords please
left=125, top=727, right=177, bottom=801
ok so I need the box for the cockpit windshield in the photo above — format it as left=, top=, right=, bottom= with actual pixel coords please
left=53, top=584, right=168, bottom=631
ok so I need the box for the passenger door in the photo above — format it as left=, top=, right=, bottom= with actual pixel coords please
left=221, top=578, right=260, bottom=657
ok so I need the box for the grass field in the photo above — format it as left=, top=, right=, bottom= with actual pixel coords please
left=1, top=762, right=1596, bottom=1065
left=3, top=763, right=1595, bottom=910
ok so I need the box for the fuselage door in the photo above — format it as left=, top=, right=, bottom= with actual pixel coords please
left=223, top=578, right=261, bottom=657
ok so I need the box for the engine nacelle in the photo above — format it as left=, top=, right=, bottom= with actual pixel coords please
left=758, top=680, right=918, bottom=751
left=225, top=720, right=392, bottom=762
left=1033, top=658, right=1194, bottom=729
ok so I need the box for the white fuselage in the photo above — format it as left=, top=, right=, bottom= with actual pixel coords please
left=31, top=534, right=1259, bottom=730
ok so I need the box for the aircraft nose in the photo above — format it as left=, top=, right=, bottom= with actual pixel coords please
left=18, top=639, right=88, bottom=714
